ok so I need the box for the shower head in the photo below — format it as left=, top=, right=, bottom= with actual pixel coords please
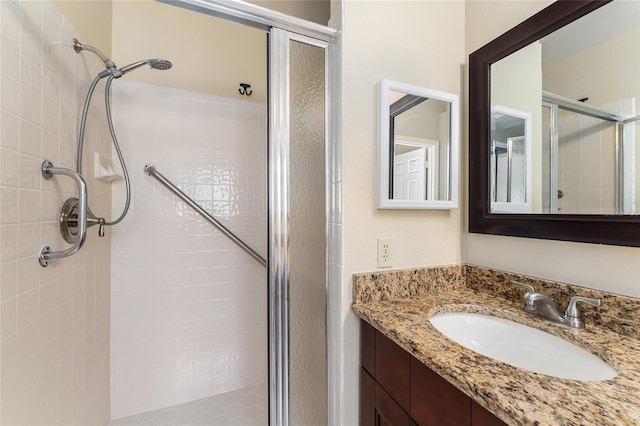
left=150, top=59, right=172, bottom=71
left=73, top=39, right=172, bottom=79
left=119, top=59, right=173, bottom=75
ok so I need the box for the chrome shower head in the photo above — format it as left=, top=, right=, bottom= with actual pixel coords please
left=149, top=59, right=172, bottom=71
left=72, top=39, right=172, bottom=79
left=119, top=59, right=173, bottom=75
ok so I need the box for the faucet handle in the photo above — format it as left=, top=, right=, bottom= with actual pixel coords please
left=511, top=281, right=535, bottom=293
left=565, top=296, right=601, bottom=318
left=86, top=212, right=106, bottom=237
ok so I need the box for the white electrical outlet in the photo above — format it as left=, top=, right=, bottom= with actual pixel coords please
left=377, top=238, right=393, bottom=268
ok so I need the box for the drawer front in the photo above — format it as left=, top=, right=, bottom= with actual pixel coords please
left=472, top=400, right=508, bottom=426
left=375, top=331, right=411, bottom=410
left=410, top=358, right=471, bottom=426
left=361, top=320, right=376, bottom=375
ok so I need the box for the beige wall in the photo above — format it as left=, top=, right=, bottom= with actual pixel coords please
left=249, top=0, right=330, bottom=25
left=464, top=1, right=640, bottom=298
left=50, top=0, right=330, bottom=102
left=491, top=42, right=542, bottom=212
left=343, top=0, right=464, bottom=275
left=543, top=28, right=640, bottom=110
left=54, top=0, right=113, bottom=57
left=111, top=0, right=268, bottom=101
left=339, top=1, right=465, bottom=424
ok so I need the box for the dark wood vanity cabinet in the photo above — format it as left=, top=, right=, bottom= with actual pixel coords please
left=360, top=320, right=507, bottom=426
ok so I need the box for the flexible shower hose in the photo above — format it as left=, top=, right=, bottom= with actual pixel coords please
left=76, top=74, right=132, bottom=226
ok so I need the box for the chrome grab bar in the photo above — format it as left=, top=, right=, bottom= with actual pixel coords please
left=144, top=164, right=267, bottom=268
left=39, top=160, right=88, bottom=267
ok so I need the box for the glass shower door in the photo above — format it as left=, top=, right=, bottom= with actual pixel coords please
left=269, top=28, right=330, bottom=426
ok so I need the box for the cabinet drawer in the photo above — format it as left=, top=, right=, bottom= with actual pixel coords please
left=410, top=357, right=471, bottom=426
left=361, top=320, right=376, bottom=375
left=375, top=331, right=411, bottom=410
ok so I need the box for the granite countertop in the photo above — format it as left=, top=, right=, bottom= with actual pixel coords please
left=352, top=268, right=640, bottom=426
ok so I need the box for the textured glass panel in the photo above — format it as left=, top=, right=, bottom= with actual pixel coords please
left=624, top=121, right=639, bottom=214
left=541, top=105, right=552, bottom=213
left=509, top=137, right=526, bottom=203
left=288, top=39, right=327, bottom=426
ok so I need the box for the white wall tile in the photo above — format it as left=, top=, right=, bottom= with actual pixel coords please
left=20, top=84, right=42, bottom=126
left=110, top=81, right=267, bottom=419
left=19, top=189, right=40, bottom=223
left=1, top=70, right=20, bottom=115
left=1, top=34, right=20, bottom=78
left=0, top=188, right=19, bottom=223
left=0, top=1, right=111, bottom=424
left=1, top=111, right=20, bottom=151
left=1, top=298, right=18, bottom=337
left=0, top=225, right=18, bottom=262
left=20, top=118, right=42, bottom=157
left=1, top=1, right=21, bottom=43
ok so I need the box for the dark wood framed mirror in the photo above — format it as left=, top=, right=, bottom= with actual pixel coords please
left=469, top=0, right=640, bottom=247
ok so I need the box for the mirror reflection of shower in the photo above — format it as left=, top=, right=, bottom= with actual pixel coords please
left=541, top=92, right=637, bottom=215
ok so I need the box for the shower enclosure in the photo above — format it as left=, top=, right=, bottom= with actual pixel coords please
left=102, top=1, right=337, bottom=425
left=0, top=0, right=334, bottom=424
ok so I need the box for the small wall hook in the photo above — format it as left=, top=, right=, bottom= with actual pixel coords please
left=239, top=83, right=252, bottom=96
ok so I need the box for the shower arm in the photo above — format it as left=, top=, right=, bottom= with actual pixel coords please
left=73, top=38, right=122, bottom=78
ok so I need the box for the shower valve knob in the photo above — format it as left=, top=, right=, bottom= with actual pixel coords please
left=98, top=219, right=105, bottom=237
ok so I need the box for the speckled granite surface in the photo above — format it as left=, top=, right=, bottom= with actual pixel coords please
left=352, top=265, right=464, bottom=304
left=465, top=265, right=640, bottom=338
left=352, top=265, right=640, bottom=426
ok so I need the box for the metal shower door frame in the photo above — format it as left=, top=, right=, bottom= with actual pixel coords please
left=158, top=0, right=336, bottom=42
left=269, top=28, right=334, bottom=426
left=155, top=2, right=339, bottom=426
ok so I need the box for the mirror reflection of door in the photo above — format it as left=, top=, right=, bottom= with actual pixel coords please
left=394, top=147, right=426, bottom=200
left=390, top=94, right=450, bottom=201
left=491, top=106, right=532, bottom=213
left=393, top=139, right=439, bottom=200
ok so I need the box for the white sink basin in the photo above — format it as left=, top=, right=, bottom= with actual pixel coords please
left=429, top=312, right=617, bottom=381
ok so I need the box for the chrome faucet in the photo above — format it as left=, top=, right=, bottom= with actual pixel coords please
left=511, top=281, right=601, bottom=329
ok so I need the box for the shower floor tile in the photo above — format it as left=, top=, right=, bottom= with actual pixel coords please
left=109, top=384, right=267, bottom=426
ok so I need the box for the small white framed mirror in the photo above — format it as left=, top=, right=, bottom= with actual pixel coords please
left=377, top=79, right=459, bottom=209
